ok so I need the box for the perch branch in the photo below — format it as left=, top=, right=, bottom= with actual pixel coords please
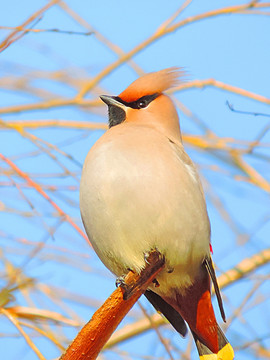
left=60, top=250, right=165, bottom=360
left=106, top=247, right=270, bottom=348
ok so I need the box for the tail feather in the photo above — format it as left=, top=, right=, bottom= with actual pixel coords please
left=144, top=290, right=187, bottom=337
left=192, top=325, right=234, bottom=359
left=145, top=261, right=234, bottom=359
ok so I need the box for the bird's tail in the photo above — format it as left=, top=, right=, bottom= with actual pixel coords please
left=192, top=326, right=234, bottom=359
left=161, top=257, right=234, bottom=359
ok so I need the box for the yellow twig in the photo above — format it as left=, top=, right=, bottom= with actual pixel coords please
left=1, top=308, right=46, bottom=360
left=231, top=151, right=270, bottom=192
left=58, top=1, right=144, bottom=76
left=0, top=119, right=107, bottom=130
left=0, top=98, right=100, bottom=115
left=173, top=79, right=270, bottom=105
left=0, top=0, right=60, bottom=53
left=77, top=2, right=270, bottom=98
left=0, top=76, right=268, bottom=115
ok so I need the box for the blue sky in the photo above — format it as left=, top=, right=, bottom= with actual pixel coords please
left=0, top=1, right=270, bottom=360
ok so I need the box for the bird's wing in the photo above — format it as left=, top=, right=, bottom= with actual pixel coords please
left=204, top=257, right=226, bottom=322
left=144, top=290, right=187, bottom=337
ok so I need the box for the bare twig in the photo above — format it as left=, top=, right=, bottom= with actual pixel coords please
left=77, top=2, right=270, bottom=98
left=0, top=0, right=60, bottom=53
left=1, top=308, right=46, bottom=360
left=60, top=250, right=165, bottom=360
left=0, top=153, right=88, bottom=241
left=226, top=101, right=270, bottom=118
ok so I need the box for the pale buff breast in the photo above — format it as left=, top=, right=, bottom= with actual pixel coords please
left=80, top=123, right=210, bottom=293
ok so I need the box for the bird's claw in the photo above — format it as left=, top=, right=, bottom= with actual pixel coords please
left=116, top=274, right=133, bottom=300
left=115, top=275, right=126, bottom=288
left=144, top=248, right=162, bottom=265
left=144, top=251, right=151, bottom=265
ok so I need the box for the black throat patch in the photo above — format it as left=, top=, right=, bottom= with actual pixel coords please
left=108, top=105, right=126, bottom=128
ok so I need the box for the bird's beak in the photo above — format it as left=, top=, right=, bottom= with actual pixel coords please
left=100, top=95, right=125, bottom=109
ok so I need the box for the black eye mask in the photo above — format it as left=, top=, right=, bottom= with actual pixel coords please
left=108, top=93, right=159, bottom=128
left=115, top=93, right=159, bottom=109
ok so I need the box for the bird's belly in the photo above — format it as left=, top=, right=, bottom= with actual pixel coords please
left=80, top=138, right=210, bottom=293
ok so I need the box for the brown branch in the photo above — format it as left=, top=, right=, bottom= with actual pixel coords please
left=106, top=247, right=270, bottom=349
left=105, top=312, right=165, bottom=350
left=60, top=250, right=165, bottom=360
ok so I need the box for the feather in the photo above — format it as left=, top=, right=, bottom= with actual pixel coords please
left=119, top=67, right=185, bottom=102
left=204, top=257, right=226, bottom=322
left=192, top=328, right=234, bottom=359
left=145, top=290, right=187, bottom=337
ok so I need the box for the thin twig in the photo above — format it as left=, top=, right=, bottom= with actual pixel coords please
left=77, top=2, right=270, bottom=98
left=0, top=0, right=60, bottom=53
left=0, top=153, right=88, bottom=241
left=1, top=308, right=46, bottom=360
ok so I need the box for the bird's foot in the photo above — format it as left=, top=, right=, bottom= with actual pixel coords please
left=115, top=275, right=126, bottom=288
left=116, top=269, right=135, bottom=300
left=144, top=248, right=162, bottom=265
left=119, top=250, right=165, bottom=301
left=116, top=276, right=130, bottom=299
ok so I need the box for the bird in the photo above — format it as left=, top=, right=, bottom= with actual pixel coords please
left=80, top=67, right=234, bottom=359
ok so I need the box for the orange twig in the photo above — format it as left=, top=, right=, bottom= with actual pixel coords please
left=60, top=250, right=165, bottom=360
left=77, top=2, right=270, bottom=98
left=0, top=119, right=107, bottom=130
left=0, top=97, right=100, bottom=115
left=0, top=153, right=88, bottom=242
left=230, top=150, right=270, bottom=192
left=173, top=79, right=270, bottom=105
left=0, top=0, right=60, bottom=53
left=106, top=247, right=270, bottom=349
left=1, top=308, right=46, bottom=360
left=1, top=74, right=268, bottom=116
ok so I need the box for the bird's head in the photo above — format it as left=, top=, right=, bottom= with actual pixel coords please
left=100, top=67, right=185, bottom=142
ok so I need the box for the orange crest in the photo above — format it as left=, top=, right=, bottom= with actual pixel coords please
left=119, top=67, right=185, bottom=102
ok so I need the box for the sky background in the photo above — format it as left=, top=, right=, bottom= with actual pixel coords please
left=0, top=1, right=270, bottom=360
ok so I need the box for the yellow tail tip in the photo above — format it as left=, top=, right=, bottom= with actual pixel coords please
left=199, top=343, right=234, bottom=360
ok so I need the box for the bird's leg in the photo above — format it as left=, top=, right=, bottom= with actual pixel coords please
left=115, top=268, right=134, bottom=289
left=119, top=250, right=165, bottom=300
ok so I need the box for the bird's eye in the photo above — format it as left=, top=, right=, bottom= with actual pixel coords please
left=137, top=99, right=148, bottom=109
